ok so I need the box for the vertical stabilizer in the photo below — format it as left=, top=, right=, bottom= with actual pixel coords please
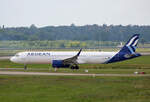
left=107, top=34, right=141, bottom=63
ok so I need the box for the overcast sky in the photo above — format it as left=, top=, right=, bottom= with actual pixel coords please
left=0, top=0, right=150, bottom=27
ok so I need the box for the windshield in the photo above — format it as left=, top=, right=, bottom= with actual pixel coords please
left=15, top=54, right=20, bottom=57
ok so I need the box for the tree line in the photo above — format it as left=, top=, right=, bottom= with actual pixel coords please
left=0, top=24, right=149, bottom=43
left=0, top=40, right=120, bottom=49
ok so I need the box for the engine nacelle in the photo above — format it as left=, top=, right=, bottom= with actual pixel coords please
left=52, top=60, right=70, bottom=68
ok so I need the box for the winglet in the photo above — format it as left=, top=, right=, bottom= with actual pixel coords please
left=76, top=48, right=82, bottom=57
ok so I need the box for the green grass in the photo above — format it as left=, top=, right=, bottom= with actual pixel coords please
left=0, top=75, right=150, bottom=102
left=0, top=54, right=150, bottom=102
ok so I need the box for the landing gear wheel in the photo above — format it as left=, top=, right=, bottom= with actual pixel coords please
left=75, top=66, right=79, bottom=70
left=70, top=65, right=79, bottom=70
left=71, top=66, right=75, bottom=69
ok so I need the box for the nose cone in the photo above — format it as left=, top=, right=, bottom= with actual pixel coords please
left=10, top=57, right=16, bottom=63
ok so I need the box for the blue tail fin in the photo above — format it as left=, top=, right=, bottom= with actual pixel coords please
left=120, top=34, right=139, bottom=54
left=107, top=34, right=141, bottom=63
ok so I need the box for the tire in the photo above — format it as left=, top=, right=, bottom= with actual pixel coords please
left=75, top=66, right=79, bottom=69
left=71, top=66, right=75, bottom=69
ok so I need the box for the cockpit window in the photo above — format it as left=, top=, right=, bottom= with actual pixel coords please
left=15, top=54, right=20, bottom=57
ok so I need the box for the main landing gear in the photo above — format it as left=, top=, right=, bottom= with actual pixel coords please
left=70, top=65, right=79, bottom=70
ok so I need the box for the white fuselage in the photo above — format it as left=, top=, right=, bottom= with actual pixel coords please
left=10, top=51, right=118, bottom=64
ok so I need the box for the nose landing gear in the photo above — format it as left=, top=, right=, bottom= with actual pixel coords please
left=24, top=64, right=27, bottom=70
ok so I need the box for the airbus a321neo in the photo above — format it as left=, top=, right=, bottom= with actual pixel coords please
left=10, top=34, right=141, bottom=70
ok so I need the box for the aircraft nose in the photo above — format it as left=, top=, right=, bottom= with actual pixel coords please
left=10, top=57, right=16, bottom=62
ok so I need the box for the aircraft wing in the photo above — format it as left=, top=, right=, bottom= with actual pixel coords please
left=62, top=49, right=82, bottom=65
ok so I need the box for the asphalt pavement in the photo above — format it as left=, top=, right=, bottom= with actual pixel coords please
left=0, top=71, right=149, bottom=77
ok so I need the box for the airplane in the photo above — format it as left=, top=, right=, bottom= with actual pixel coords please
left=10, top=34, right=141, bottom=70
